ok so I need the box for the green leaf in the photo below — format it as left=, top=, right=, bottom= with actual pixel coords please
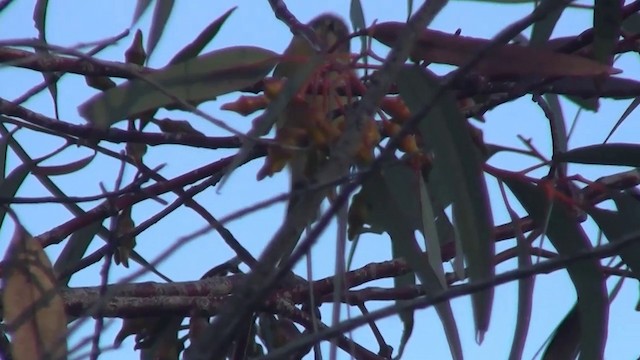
left=350, top=0, right=367, bottom=54
left=390, top=238, right=416, bottom=360
left=419, top=178, right=446, bottom=287
left=530, top=0, right=566, bottom=46
left=146, top=0, right=175, bottom=59
left=507, top=208, right=535, bottom=360
left=593, top=0, right=623, bottom=66
left=33, top=0, right=60, bottom=119
left=169, top=7, right=237, bottom=65
left=0, top=143, right=58, bottom=228
left=0, top=123, right=10, bottom=179
left=604, top=96, right=640, bottom=142
left=131, top=0, right=152, bottom=26
left=564, top=95, right=599, bottom=112
left=542, top=305, right=581, bottom=360
left=503, top=176, right=608, bottom=360
left=398, top=65, right=495, bottom=339
left=554, top=143, right=640, bottom=167
left=0, top=163, right=31, bottom=228
left=359, top=168, right=463, bottom=360
left=78, top=46, right=278, bottom=129
left=33, top=153, right=96, bottom=176
left=621, top=12, right=640, bottom=34
left=588, top=191, right=640, bottom=274
left=53, top=219, right=102, bottom=285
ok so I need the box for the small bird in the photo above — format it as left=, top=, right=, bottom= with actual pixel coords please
left=261, top=13, right=352, bottom=214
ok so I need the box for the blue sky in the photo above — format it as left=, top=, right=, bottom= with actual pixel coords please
left=1, top=1, right=639, bottom=359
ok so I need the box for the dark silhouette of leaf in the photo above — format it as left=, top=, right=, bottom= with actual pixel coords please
left=589, top=191, right=640, bottom=274
left=504, top=176, right=608, bottom=360
left=593, top=0, right=623, bottom=66
left=398, top=65, right=495, bottom=340
left=555, top=143, right=640, bottom=167
left=542, top=305, right=580, bottom=360
left=146, top=0, right=175, bottom=60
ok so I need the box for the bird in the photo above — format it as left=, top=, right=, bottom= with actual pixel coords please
left=258, top=13, right=353, bottom=215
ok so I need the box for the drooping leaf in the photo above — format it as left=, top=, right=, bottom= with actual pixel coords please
left=372, top=22, right=620, bottom=78
left=603, top=96, right=640, bottom=142
left=503, top=176, right=608, bottom=360
left=593, top=0, right=623, bottom=66
left=505, top=201, right=535, bottom=360
left=542, top=305, right=581, bottom=360
left=53, top=219, right=102, bottom=285
left=350, top=0, right=367, bottom=52
left=3, top=226, right=68, bottom=360
left=32, top=152, right=96, bottom=176
left=554, top=143, right=640, bottom=167
left=564, top=95, right=599, bottom=112
left=33, top=0, right=60, bottom=119
left=146, top=0, right=175, bottom=59
left=530, top=0, right=566, bottom=46
left=398, top=65, right=495, bottom=339
left=391, top=237, right=416, bottom=360
left=588, top=191, right=640, bottom=274
left=357, top=168, right=463, bottom=360
left=169, top=7, right=237, bottom=65
left=0, top=123, right=12, bottom=180
left=78, top=46, right=278, bottom=129
left=419, top=178, right=446, bottom=287
left=0, top=161, right=37, bottom=228
left=131, top=0, right=152, bottom=26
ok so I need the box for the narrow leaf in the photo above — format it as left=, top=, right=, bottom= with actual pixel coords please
left=349, top=0, right=367, bottom=53
left=542, top=305, right=581, bottom=360
left=555, top=143, right=640, bottom=167
left=146, top=0, right=175, bottom=59
left=360, top=170, right=463, bottom=360
left=169, top=7, right=237, bottom=65
left=0, top=164, right=33, bottom=228
left=589, top=192, right=640, bottom=274
left=390, top=238, right=416, bottom=360
left=593, top=0, right=623, bottom=66
left=530, top=0, right=566, bottom=46
left=398, top=65, right=495, bottom=338
left=131, top=0, right=152, bottom=26
left=33, top=0, right=60, bottom=119
left=78, top=46, right=278, bottom=129
left=504, top=176, right=608, bottom=360
left=53, top=219, right=102, bottom=285
left=603, top=96, right=640, bottom=142
left=32, top=152, right=96, bottom=176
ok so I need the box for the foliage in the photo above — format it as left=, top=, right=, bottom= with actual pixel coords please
left=1, top=0, right=640, bottom=359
